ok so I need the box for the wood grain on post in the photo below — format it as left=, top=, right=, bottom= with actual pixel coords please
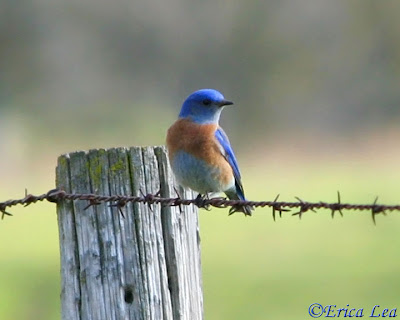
left=56, top=146, right=203, bottom=320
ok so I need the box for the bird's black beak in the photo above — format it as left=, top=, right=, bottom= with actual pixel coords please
left=219, top=100, right=234, bottom=107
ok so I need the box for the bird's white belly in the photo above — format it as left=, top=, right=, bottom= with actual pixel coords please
left=171, top=150, right=234, bottom=194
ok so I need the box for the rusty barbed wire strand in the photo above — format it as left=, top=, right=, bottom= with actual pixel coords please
left=0, top=188, right=399, bottom=223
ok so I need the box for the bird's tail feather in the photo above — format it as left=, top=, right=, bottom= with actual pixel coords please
left=225, top=191, right=253, bottom=216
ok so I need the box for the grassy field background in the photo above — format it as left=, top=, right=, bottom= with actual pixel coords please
left=1, top=139, right=399, bottom=320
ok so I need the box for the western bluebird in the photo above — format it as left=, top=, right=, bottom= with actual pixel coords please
left=166, top=89, right=253, bottom=216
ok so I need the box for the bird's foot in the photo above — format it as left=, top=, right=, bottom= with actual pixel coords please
left=194, top=194, right=211, bottom=211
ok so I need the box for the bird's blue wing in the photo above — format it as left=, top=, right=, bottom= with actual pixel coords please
left=215, top=127, right=246, bottom=200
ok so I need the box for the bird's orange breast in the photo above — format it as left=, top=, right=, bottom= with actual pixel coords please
left=166, top=119, right=233, bottom=185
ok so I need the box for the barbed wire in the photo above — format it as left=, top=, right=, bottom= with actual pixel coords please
left=0, top=188, right=398, bottom=224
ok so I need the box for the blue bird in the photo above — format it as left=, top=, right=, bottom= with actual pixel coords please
left=166, top=89, right=253, bottom=215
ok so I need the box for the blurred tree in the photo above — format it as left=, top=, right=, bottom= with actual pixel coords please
left=1, top=0, right=400, bottom=140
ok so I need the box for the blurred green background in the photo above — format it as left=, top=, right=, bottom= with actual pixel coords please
left=1, top=1, right=400, bottom=319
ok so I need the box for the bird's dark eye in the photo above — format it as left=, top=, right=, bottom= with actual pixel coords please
left=202, top=99, right=211, bottom=106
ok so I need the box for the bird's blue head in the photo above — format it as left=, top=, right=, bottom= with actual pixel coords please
left=179, top=89, right=233, bottom=124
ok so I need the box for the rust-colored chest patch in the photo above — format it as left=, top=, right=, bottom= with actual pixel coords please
left=166, top=119, right=233, bottom=185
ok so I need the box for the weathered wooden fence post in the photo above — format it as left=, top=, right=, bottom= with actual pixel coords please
left=56, top=146, right=203, bottom=320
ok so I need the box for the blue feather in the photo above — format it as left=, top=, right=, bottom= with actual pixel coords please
left=215, top=127, right=246, bottom=200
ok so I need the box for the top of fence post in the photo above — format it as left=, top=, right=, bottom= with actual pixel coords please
left=56, top=146, right=203, bottom=320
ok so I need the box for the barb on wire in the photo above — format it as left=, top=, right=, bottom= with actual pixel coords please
left=109, top=199, right=127, bottom=218
left=330, top=191, right=344, bottom=218
left=0, top=188, right=399, bottom=223
left=271, top=194, right=290, bottom=221
left=371, top=196, right=387, bottom=225
left=292, top=196, right=317, bottom=219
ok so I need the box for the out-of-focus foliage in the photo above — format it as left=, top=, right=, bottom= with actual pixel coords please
left=1, top=1, right=400, bottom=139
